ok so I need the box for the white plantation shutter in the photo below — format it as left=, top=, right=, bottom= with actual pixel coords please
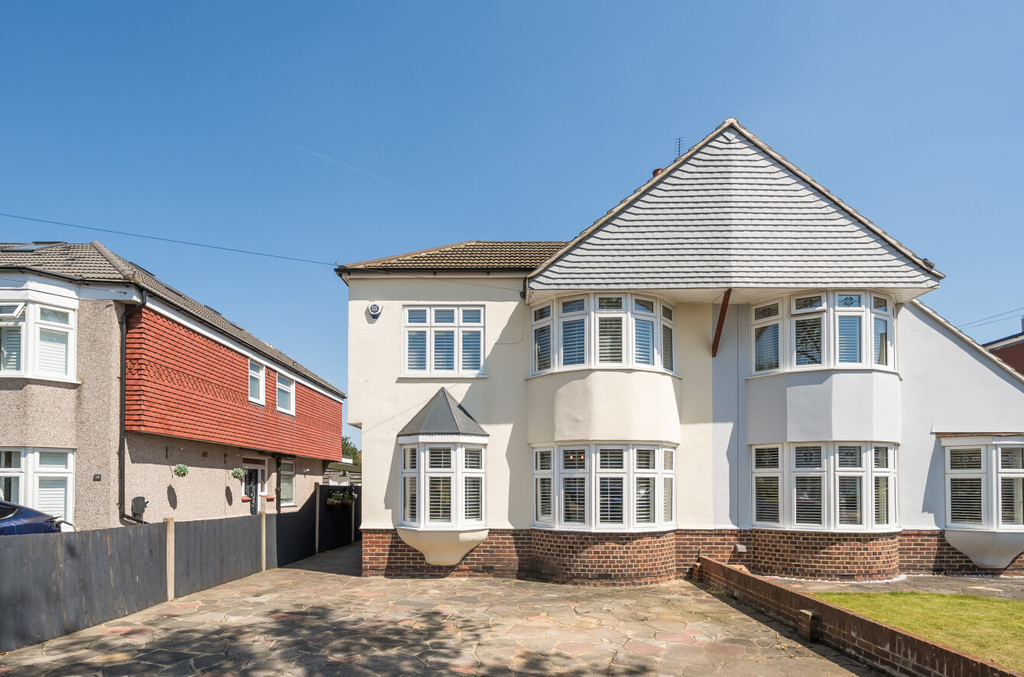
left=562, top=319, right=585, bottom=365
left=598, top=317, right=622, bottom=363
left=403, top=477, right=417, bottom=522
left=599, top=449, right=624, bottom=469
left=837, top=476, right=862, bottom=525
left=663, top=477, right=673, bottom=522
left=755, top=447, right=779, bottom=469
left=562, top=477, right=586, bottom=523
left=536, top=477, right=552, bottom=521
left=838, top=316, right=862, bottom=363
left=635, top=318, right=654, bottom=365
left=662, top=324, right=674, bottom=370
left=950, top=478, right=983, bottom=524
left=464, top=477, right=482, bottom=521
left=1001, top=477, right=1024, bottom=525
left=464, top=449, right=482, bottom=470
left=950, top=449, right=982, bottom=470
left=874, top=318, right=889, bottom=365
left=635, top=477, right=655, bottom=524
left=874, top=476, right=890, bottom=525
left=599, top=477, right=623, bottom=524
left=794, top=476, right=823, bottom=524
left=37, top=329, right=68, bottom=375
left=837, top=446, right=862, bottom=468
left=534, top=325, right=551, bottom=371
left=1, top=327, right=21, bottom=371
left=755, top=477, right=780, bottom=523
left=428, top=476, right=451, bottom=522
left=36, top=477, right=68, bottom=518
left=754, top=324, right=779, bottom=371
left=433, top=331, right=455, bottom=371
left=461, top=331, right=482, bottom=371
left=407, top=331, right=427, bottom=371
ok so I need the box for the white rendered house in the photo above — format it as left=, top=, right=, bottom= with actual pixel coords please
left=338, top=119, right=1024, bottom=582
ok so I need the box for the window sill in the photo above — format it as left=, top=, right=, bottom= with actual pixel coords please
left=0, top=373, right=81, bottom=385
left=527, top=367, right=680, bottom=381
left=746, top=366, right=900, bottom=382
left=530, top=523, right=678, bottom=533
left=398, top=374, right=487, bottom=381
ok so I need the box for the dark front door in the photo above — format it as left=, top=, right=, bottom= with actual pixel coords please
left=244, top=469, right=260, bottom=515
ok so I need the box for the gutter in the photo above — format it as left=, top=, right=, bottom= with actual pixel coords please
left=118, top=290, right=148, bottom=525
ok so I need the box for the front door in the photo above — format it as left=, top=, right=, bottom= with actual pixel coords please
left=243, top=469, right=261, bottom=515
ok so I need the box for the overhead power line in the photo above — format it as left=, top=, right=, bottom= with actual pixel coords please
left=958, top=305, right=1024, bottom=330
left=0, top=212, right=335, bottom=266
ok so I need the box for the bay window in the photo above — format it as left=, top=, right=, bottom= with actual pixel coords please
left=750, top=442, right=897, bottom=531
left=0, top=301, right=76, bottom=381
left=944, top=439, right=1024, bottom=530
left=532, top=443, right=676, bottom=531
left=405, top=306, right=485, bottom=376
left=0, top=448, right=75, bottom=522
left=399, top=440, right=486, bottom=530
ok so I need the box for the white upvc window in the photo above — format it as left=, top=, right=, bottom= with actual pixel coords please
left=595, top=296, right=625, bottom=366
left=559, top=298, right=587, bottom=368
left=750, top=442, right=897, bottom=531
left=532, top=443, right=677, bottom=531
left=404, top=306, right=485, bottom=377
left=872, top=295, right=893, bottom=367
left=248, top=360, right=265, bottom=405
left=0, top=301, right=77, bottom=381
left=279, top=460, right=295, bottom=505
left=532, top=305, right=553, bottom=373
left=942, top=439, right=1024, bottom=531
left=0, top=448, right=75, bottom=523
left=276, top=374, right=295, bottom=415
left=792, top=295, right=825, bottom=369
left=661, top=305, right=675, bottom=371
left=399, top=439, right=486, bottom=530
left=751, top=302, right=781, bottom=373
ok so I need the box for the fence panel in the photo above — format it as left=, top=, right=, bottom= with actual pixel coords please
left=173, top=515, right=261, bottom=598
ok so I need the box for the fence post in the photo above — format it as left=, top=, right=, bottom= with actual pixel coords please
left=260, top=511, right=267, bottom=572
left=165, top=518, right=175, bottom=601
left=314, top=482, right=321, bottom=554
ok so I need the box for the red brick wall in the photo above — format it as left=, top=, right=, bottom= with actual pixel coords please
left=361, top=529, right=527, bottom=578
left=125, top=307, right=343, bottom=461
left=990, top=342, right=1024, bottom=376
left=700, top=557, right=1018, bottom=677
left=900, top=530, right=1024, bottom=575
left=747, top=529, right=900, bottom=581
left=675, top=529, right=748, bottom=576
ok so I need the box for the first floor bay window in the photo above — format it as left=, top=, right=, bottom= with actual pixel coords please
left=532, top=443, right=676, bottom=531
left=751, top=442, right=896, bottom=531
left=399, top=438, right=486, bottom=530
left=0, top=300, right=76, bottom=380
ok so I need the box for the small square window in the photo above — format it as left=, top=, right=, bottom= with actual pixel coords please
left=465, top=448, right=483, bottom=470
left=599, top=449, right=624, bottom=469
left=434, top=309, right=456, bottom=324
left=837, top=294, right=862, bottom=308
left=562, top=449, right=586, bottom=470
left=794, top=446, right=823, bottom=469
left=535, top=450, right=552, bottom=471
left=754, top=447, right=779, bottom=469
left=597, top=297, right=623, bottom=311
left=407, top=308, right=428, bottom=323
left=461, top=309, right=482, bottom=324
left=635, top=450, right=655, bottom=470
left=562, top=299, right=585, bottom=314
left=634, top=299, right=654, bottom=314
left=662, top=306, right=673, bottom=321
left=533, top=306, right=551, bottom=322
left=428, top=448, right=452, bottom=469
left=793, top=295, right=823, bottom=312
left=837, top=446, right=862, bottom=468
left=753, top=303, right=779, bottom=321
left=403, top=448, right=417, bottom=470
left=873, top=297, right=888, bottom=312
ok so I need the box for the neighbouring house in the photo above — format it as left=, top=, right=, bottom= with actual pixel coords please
left=0, top=241, right=345, bottom=530
left=985, top=324, right=1024, bottom=375
left=338, top=118, right=1024, bottom=584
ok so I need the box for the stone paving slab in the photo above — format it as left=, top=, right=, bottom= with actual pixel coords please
left=0, top=543, right=878, bottom=676
left=776, top=573, right=1024, bottom=600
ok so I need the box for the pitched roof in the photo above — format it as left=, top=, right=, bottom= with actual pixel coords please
left=337, top=241, right=567, bottom=274
left=398, top=388, right=487, bottom=437
left=528, top=118, right=943, bottom=296
left=0, top=241, right=345, bottom=399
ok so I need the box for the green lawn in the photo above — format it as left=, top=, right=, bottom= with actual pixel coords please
left=814, top=592, right=1024, bottom=673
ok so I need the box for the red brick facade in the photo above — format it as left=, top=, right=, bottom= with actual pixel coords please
left=125, top=307, right=343, bottom=461
left=363, top=527, right=1024, bottom=583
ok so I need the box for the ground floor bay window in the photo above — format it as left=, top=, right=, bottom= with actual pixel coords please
left=0, top=447, right=75, bottom=522
left=399, top=439, right=486, bottom=531
left=751, top=442, right=897, bottom=531
left=532, top=443, right=675, bottom=530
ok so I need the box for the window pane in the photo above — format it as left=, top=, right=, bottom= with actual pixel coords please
left=874, top=318, right=889, bottom=366
left=536, top=477, right=552, bottom=520
left=794, top=317, right=822, bottom=366
left=461, top=331, right=482, bottom=371
left=434, top=309, right=455, bottom=324
left=1, top=451, right=21, bottom=469
left=950, top=448, right=982, bottom=470
left=754, top=447, right=779, bottom=469
left=874, top=446, right=889, bottom=469
left=795, top=476, right=823, bottom=525
left=562, top=449, right=585, bottom=470
left=561, top=299, right=584, bottom=314
left=663, top=449, right=674, bottom=471
left=403, top=448, right=417, bottom=470
left=461, top=308, right=482, bottom=324
left=0, top=476, right=19, bottom=503
left=662, top=324, right=674, bottom=370
left=794, top=295, right=823, bottom=311
left=39, top=308, right=70, bottom=324
left=598, top=297, right=622, bottom=310
left=599, top=449, right=623, bottom=469
left=794, top=446, right=822, bottom=469
left=635, top=318, right=654, bottom=365
left=38, top=452, right=69, bottom=469
left=950, top=478, right=983, bottom=524
left=636, top=477, right=655, bottom=523
left=407, top=331, right=427, bottom=370
left=36, top=477, right=69, bottom=518
left=562, top=477, right=586, bottom=523
left=754, top=324, right=779, bottom=371
left=837, top=294, right=862, bottom=308
left=1001, top=477, right=1024, bottom=525
left=662, top=306, right=673, bottom=321
left=599, top=477, right=623, bottom=524
left=634, top=299, right=654, bottom=313
left=534, top=325, right=551, bottom=371
left=1001, top=448, right=1024, bottom=470
left=534, top=306, right=551, bottom=322
left=1, top=327, right=21, bottom=371
left=755, top=477, right=780, bottom=523
left=663, top=477, right=673, bottom=522
left=464, top=477, right=482, bottom=521
left=280, top=463, right=294, bottom=504
left=754, top=303, right=779, bottom=320
left=535, top=450, right=551, bottom=471
left=428, top=448, right=452, bottom=469
left=428, top=476, right=452, bottom=522
left=562, top=319, right=586, bottom=366
left=838, top=476, right=862, bottom=525
left=635, top=450, right=654, bottom=470
left=873, top=297, right=888, bottom=311
left=403, top=477, right=417, bottom=522
left=434, top=331, right=455, bottom=370
left=407, top=309, right=427, bottom=324
left=875, top=476, right=890, bottom=526
left=38, top=329, right=69, bottom=375
left=837, top=446, right=862, bottom=468
left=598, top=317, right=622, bottom=363
left=464, top=449, right=482, bottom=470
left=838, top=316, right=862, bottom=363
left=276, top=378, right=293, bottom=412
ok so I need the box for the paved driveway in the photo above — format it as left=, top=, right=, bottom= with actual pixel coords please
left=0, top=543, right=876, bottom=676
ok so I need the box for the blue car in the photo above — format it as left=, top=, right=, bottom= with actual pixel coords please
left=0, top=500, right=69, bottom=535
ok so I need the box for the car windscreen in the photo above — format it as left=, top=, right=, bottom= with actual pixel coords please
left=0, top=505, right=18, bottom=520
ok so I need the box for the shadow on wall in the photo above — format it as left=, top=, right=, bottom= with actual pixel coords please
left=166, top=485, right=177, bottom=509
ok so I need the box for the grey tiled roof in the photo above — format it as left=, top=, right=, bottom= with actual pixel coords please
left=398, top=388, right=487, bottom=437
left=337, top=241, right=567, bottom=273
left=0, top=241, right=344, bottom=398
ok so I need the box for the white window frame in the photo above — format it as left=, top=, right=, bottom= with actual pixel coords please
left=397, top=438, right=487, bottom=530
left=532, top=443, right=677, bottom=532
left=532, top=305, right=553, bottom=374
left=0, top=299, right=77, bottom=382
left=279, top=460, right=295, bottom=505
left=0, top=447, right=75, bottom=523
left=749, top=442, right=898, bottom=532
left=248, top=360, right=265, bottom=405
left=595, top=296, right=626, bottom=367
left=276, top=374, right=295, bottom=415
left=942, top=438, right=1024, bottom=532
left=532, top=449, right=554, bottom=525
left=752, top=301, right=782, bottom=374
left=402, top=305, right=486, bottom=377
left=558, top=297, right=588, bottom=370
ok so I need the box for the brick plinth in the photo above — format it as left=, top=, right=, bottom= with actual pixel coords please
left=526, top=530, right=677, bottom=585
left=748, top=529, right=900, bottom=580
left=361, top=529, right=527, bottom=578
left=900, top=530, right=1024, bottom=575
left=675, top=529, right=748, bottom=576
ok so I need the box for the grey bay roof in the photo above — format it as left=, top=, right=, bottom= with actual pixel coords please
left=0, top=241, right=344, bottom=398
left=398, top=388, right=487, bottom=437
left=529, top=118, right=943, bottom=293
left=338, top=241, right=567, bottom=273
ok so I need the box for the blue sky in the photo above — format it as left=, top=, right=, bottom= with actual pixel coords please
left=2, top=2, right=1022, bottom=443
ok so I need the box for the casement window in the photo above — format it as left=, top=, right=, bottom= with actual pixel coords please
left=404, top=306, right=485, bottom=376
left=751, top=292, right=896, bottom=374
left=944, top=440, right=1024, bottom=530
left=399, top=441, right=486, bottom=530
left=532, top=443, right=676, bottom=531
left=248, top=360, right=265, bottom=405
left=279, top=461, right=295, bottom=504
left=276, top=374, right=295, bottom=415
left=0, top=301, right=76, bottom=381
left=530, top=294, right=676, bottom=375
left=750, top=442, right=897, bottom=531
left=0, top=448, right=75, bottom=523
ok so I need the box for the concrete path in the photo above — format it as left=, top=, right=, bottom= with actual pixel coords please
left=777, top=573, right=1024, bottom=601
left=0, top=543, right=877, bottom=676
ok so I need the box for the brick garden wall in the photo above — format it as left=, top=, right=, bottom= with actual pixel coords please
left=698, top=556, right=1018, bottom=677
left=125, top=308, right=343, bottom=461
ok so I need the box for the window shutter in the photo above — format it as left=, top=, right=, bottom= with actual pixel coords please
left=754, top=447, right=779, bottom=469
left=464, top=477, right=482, bottom=521
left=407, top=331, right=427, bottom=370
left=534, top=325, right=551, bottom=371
left=464, top=449, right=482, bottom=470
left=950, top=478, right=983, bottom=524
left=536, top=477, right=552, bottom=520
left=36, top=477, right=69, bottom=518
left=535, top=450, right=551, bottom=471
left=598, top=317, right=622, bottom=363
left=754, top=324, right=779, bottom=371
left=755, top=477, right=780, bottom=523
left=635, top=477, right=655, bottom=523
left=461, top=331, right=482, bottom=371
left=794, top=317, right=822, bottom=365
left=403, top=476, right=418, bottom=522
left=635, top=318, right=654, bottom=365
left=433, top=331, right=455, bottom=371
left=794, top=446, right=822, bottom=469
left=562, top=449, right=585, bottom=470
left=562, top=477, right=586, bottom=523
left=794, top=476, right=823, bottom=524
left=837, top=476, right=862, bottom=525
left=837, top=446, right=862, bottom=468
left=663, top=477, right=673, bottom=522
left=428, top=476, right=451, bottom=522
left=635, top=450, right=654, bottom=470
left=838, top=316, right=862, bottom=363
left=874, top=476, right=890, bottom=525
left=662, top=324, right=674, bottom=370
left=561, top=319, right=585, bottom=365
left=37, top=329, right=68, bottom=375
left=1, top=327, right=21, bottom=371
left=1001, top=477, right=1024, bottom=525
left=428, top=448, right=452, bottom=469
left=874, top=318, right=888, bottom=365
left=1001, top=448, right=1024, bottom=469
left=599, top=477, right=623, bottom=524
left=599, top=449, right=623, bottom=469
